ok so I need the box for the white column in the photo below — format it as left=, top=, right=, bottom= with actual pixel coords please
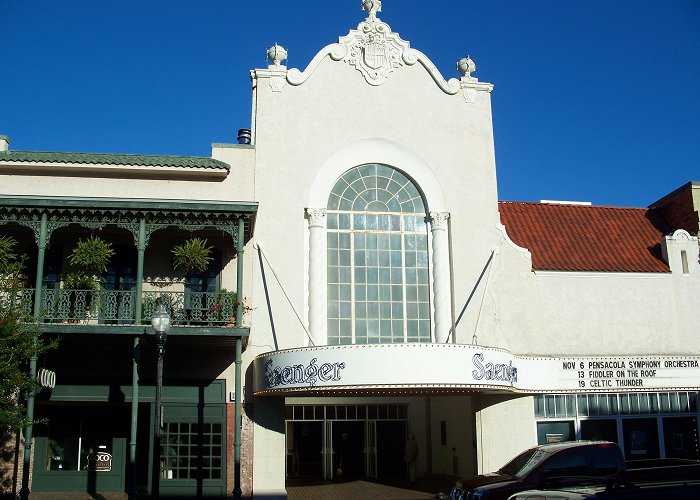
left=430, top=212, right=451, bottom=343
left=307, top=208, right=327, bottom=346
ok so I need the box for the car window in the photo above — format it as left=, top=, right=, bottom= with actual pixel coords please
left=500, top=448, right=549, bottom=478
left=589, top=446, right=619, bottom=475
left=542, top=449, right=587, bottom=476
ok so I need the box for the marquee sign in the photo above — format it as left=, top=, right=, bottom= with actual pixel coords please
left=252, top=343, right=700, bottom=395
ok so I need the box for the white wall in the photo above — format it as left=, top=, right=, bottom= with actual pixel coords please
left=475, top=395, right=535, bottom=474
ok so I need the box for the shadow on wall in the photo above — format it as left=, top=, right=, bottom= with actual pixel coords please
left=475, top=394, right=528, bottom=412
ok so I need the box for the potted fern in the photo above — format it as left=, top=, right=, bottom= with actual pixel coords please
left=172, top=237, right=213, bottom=273
left=61, top=236, right=114, bottom=321
left=68, top=235, right=115, bottom=276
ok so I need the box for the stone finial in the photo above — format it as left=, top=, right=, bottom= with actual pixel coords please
left=362, top=0, right=382, bottom=19
left=457, top=56, right=476, bottom=78
left=0, top=135, right=9, bottom=152
left=267, top=44, right=288, bottom=68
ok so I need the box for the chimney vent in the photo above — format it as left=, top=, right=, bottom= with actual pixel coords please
left=237, top=129, right=251, bottom=145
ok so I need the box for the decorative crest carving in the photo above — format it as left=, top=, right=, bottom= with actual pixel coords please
left=339, top=15, right=410, bottom=86
left=285, top=2, right=474, bottom=94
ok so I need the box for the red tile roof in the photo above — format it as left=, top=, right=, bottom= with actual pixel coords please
left=498, top=202, right=671, bottom=272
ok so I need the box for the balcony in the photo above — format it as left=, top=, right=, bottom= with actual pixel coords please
left=10, top=288, right=243, bottom=327
left=0, top=195, right=257, bottom=337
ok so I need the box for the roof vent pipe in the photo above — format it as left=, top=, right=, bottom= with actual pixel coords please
left=0, top=135, right=9, bottom=152
left=237, top=129, right=251, bottom=145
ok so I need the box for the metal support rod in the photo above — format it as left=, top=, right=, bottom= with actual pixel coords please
left=128, top=337, right=140, bottom=500
left=233, top=217, right=245, bottom=498
left=233, top=337, right=243, bottom=498
left=446, top=250, right=495, bottom=343
left=135, top=218, right=146, bottom=324
left=129, top=217, right=146, bottom=500
left=20, top=212, right=47, bottom=500
left=235, top=218, right=244, bottom=329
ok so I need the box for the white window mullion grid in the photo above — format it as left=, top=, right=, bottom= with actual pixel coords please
left=328, top=220, right=429, bottom=345
left=349, top=218, right=356, bottom=344
left=400, top=214, right=408, bottom=343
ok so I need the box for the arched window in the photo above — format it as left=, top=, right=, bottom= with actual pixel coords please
left=326, top=164, right=431, bottom=345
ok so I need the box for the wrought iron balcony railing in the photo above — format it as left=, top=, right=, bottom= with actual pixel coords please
left=4, top=288, right=243, bottom=327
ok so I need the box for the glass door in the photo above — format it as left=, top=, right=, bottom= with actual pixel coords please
left=102, top=245, right=136, bottom=324
left=622, top=418, right=660, bottom=459
left=331, top=420, right=365, bottom=479
left=365, top=420, right=377, bottom=478
left=663, top=416, right=700, bottom=460
left=286, top=421, right=322, bottom=478
left=323, top=421, right=333, bottom=480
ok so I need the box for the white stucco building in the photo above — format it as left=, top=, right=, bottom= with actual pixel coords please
left=1, top=2, right=699, bottom=498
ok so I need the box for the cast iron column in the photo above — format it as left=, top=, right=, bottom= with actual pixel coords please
left=20, top=212, right=47, bottom=500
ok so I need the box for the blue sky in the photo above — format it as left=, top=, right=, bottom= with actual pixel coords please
left=1, top=1, right=698, bottom=207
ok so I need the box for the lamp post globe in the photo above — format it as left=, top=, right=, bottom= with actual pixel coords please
left=151, top=300, right=170, bottom=497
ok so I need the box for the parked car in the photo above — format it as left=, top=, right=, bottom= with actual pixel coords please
left=441, top=440, right=700, bottom=500
left=507, top=478, right=700, bottom=499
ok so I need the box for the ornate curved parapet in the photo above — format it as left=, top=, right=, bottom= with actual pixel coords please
left=286, top=43, right=348, bottom=86
left=286, top=14, right=463, bottom=94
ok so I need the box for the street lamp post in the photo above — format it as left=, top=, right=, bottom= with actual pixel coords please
left=151, top=300, right=171, bottom=498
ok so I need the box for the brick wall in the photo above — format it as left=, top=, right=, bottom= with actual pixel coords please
left=227, top=402, right=254, bottom=498
left=0, top=432, right=22, bottom=497
left=650, top=182, right=700, bottom=235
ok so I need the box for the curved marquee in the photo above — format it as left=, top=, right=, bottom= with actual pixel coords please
left=253, top=343, right=700, bottom=396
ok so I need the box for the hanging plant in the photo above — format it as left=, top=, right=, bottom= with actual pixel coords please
left=172, top=237, right=213, bottom=273
left=68, top=235, right=115, bottom=275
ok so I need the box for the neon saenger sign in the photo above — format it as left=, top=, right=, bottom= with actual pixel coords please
left=264, top=357, right=346, bottom=388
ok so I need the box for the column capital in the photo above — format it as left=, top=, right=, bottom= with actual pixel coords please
left=430, top=211, right=450, bottom=231
left=307, top=208, right=327, bottom=228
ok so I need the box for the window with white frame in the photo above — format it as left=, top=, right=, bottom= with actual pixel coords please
left=533, top=392, right=700, bottom=460
left=326, top=164, right=430, bottom=345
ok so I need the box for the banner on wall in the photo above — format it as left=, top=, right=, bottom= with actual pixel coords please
left=252, top=343, right=700, bottom=395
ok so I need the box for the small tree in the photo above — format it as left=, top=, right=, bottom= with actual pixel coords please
left=0, top=236, right=56, bottom=432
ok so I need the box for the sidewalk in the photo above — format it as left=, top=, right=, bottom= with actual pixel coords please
left=287, top=474, right=458, bottom=500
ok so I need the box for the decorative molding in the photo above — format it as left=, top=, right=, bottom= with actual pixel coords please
left=267, top=44, right=288, bottom=68
left=265, top=44, right=289, bottom=93
left=269, top=74, right=286, bottom=93
left=362, top=0, right=382, bottom=19
left=495, top=222, right=531, bottom=255
left=462, top=87, right=477, bottom=103
left=462, top=79, right=495, bottom=100
left=45, top=220, right=71, bottom=244
left=286, top=16, right=462, bottom=94
left=430, top=212, right=450, bottom=231
left=306, top=208, right=327, bottom=228
left=340, top=15, right=407, bottom=86
left=0, top=202, right=256, bottom=248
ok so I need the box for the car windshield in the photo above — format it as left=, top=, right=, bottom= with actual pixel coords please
left=499, top=448, right=549, bottom=478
